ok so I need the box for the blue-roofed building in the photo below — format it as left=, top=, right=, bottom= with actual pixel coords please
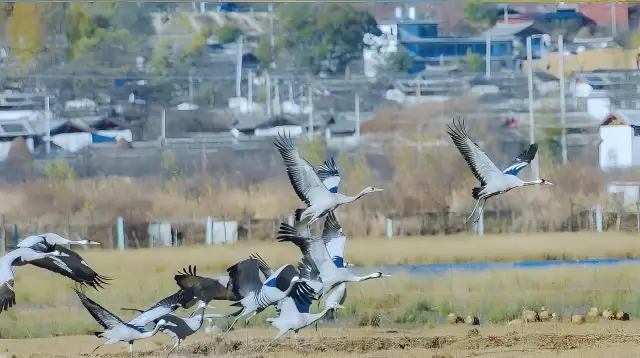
left=396, top=18, right=549, bottom=72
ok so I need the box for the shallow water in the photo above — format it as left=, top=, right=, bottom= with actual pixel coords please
left=358, top=257, right=640, bottom=276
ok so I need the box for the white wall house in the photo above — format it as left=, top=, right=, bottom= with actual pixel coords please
left=599, top=110, right=640, bottom=170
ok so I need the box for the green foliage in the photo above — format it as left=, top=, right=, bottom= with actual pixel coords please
left=254, top=36, right=273, bottom=66
left=464, top=1, right=497, bottom=27
left=275, top=3, right=378, bottom=75
left=216, top=25, right=243, bottom=44
left=389, top=48, right=413, bottom=72
left=463, top=48, right=483, bottom=72
left=44, top=158, right=76, bottom=181
left=162, top=151, right=182, bottom=181
left=111, top=3, right=155, bottom=37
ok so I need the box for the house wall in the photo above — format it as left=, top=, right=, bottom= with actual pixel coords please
left=632, top=126, right=640, bottom=166
left=599, top=125, right=632, bottom=169
left=402, top=40, right=513, bottom=60
left=607, top=184, right=639, bottom=208
left=578, top=3, right=628, bottom=29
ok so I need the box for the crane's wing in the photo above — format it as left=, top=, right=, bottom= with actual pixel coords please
left=293, top=208, right=312, bottom=236
left=276, top=223, right=337, bottom=283
left=27, top=245, right=111, bottom=290
left=226, top=258, right=263, bottom=299
left=248, top=253, right=274, bottom=278
left=446, top=117, right=503, bottom=186
left=0, top=279, right=15, bottom=313
left=273, top=132, right=329, bottom=206
left=503, top=143, right=538, bottom=176
left=322, top=211, right=347, bottom=267
left=74, top=288, right=125, bottom=330
left=17, top=235, right=55, bottom=252
left=316, top=157, right=340, bottom=193
left=174, top=265, right=226, bottom=304
left=127, top=288, right=195, bottom=327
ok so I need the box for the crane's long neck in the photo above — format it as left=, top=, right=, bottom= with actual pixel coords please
left=338, top=188, right=369, bottom=205
left=141, top=322, right=165, bottom=338
left=349, top=272, right=380, bottom=282
left=303, top=306, right=333, bottom=328
left=188, top=308, right=207, bottom=331
left=522, top=180, right=541, bottom=187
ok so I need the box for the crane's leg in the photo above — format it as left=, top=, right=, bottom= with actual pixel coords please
left=224, top=312, right=244, bottom=336
left=165, top=338, right=181, bottom=358
left=129, top=341, right=134, bottom=358
left=88, top=343, right=104, bottom=357
left=261, top=330, right=286, bottom=355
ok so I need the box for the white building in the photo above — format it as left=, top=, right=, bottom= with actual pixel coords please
left=599, top=110, right=640, bottom=170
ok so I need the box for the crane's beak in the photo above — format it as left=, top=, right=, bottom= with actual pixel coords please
left=544, top=181, right=554, bottom=186
left=336, top=304, right=346, bottom=309
left=86, top=240, right=101, bottom=245
left=345, top=263, right=356, bottom=267
left=373, top=188, right=384, bottom=192
left=381, top=274, right=392, bottom=277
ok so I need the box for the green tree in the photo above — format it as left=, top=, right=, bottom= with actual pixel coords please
left=463, top=48, right=483, bottom=72
left=389, top=49, right=413, bottom=72
left=44, top=158, right=76, bottom=181
left=275, top=3, right=379, bottom=75
left=464, top=2, right=497, bottom=27
left=216, top=25, right=243, bottom=44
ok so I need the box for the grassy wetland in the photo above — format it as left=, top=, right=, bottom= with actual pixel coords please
left=2, top=231, right=640, bottom=340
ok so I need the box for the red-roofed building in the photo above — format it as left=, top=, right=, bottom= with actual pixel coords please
left=578, top=3, right=628, bottom=30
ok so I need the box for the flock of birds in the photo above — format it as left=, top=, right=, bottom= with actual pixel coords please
left=0, top=118, right=554, bottom=357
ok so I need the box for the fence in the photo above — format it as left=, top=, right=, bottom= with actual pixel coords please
left=0, top=203, right=636, bottom=254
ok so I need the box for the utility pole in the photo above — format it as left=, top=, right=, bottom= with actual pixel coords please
left=235, top=35, right=243, bottom=98
left=307, top=86, right=313, bottom=139
left=559, top=35, right=567, bottom=165
left=526, top=36, right=540, bottom=179
left=45, top=95, right=51, bottom=154
left=247, top=69, right=253, bottom=112
left=160, top=109, right=166, bottom=147
left=188, top=68, right=194, bottom=103
left=268, top=3, right=275, bottom=58
left=485, top=34, right=491, bottom=78
left=288, top=80, right=293, bottom=102
left=266, top=71, right=272, bottom=117
left=355, top=93, right=360, bottom=138
left=274, top=76, right=281, bottom=115
left=611, top=3, right=617, bottom=38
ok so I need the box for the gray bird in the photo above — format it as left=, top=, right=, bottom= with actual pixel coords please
left=273, top=132, right=383, bottom=226
left=276, top=222, right=390, bottom=300
left=75, top=288, right=194, bottom=358
left=0, top=248, right=69, bottom=313
left=120, top=301, right=226, bottom=357
left=263, top=281, right=346, bottom=354
left=446, top=117, right=553, bottom=224
left=16, top=233, right=110, bottom=290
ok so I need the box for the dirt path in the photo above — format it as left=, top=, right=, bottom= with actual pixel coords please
left=4, top=321, right=640, bottom=357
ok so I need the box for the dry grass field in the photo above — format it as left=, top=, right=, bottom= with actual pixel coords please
left=2, top=232, right=640, bottom=343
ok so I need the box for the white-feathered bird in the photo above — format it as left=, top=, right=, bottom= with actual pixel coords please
left=446, top=117, right=552, bottom=224
left=16, top=233, right=110, bottom=290
left=262, top=282, right=345, bottom=353
left=0, top=248, right=68, bottom=313
left=276, top=222, right=390, bottom=299
left=273, top=132, right=383, bottom=226
left=75, top=288, right=194, bottom=358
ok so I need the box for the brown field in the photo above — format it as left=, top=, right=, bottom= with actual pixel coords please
left=5, top=322, right=640, bottom=357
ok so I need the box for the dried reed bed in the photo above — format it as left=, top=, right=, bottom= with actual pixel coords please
left=4, top=243, right=640, bottom=338
left=0, top=110, right=625, bottom=238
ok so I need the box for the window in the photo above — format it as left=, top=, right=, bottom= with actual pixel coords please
left=0, top=124, right=26, bottom=133
left=634, top=126, right=640, bottom=137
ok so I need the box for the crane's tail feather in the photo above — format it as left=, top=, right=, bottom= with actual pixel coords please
left=471, top=186, right=484, bottom=200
